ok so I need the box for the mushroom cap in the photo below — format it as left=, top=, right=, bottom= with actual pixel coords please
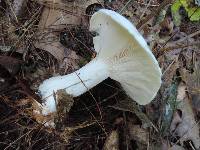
left=90, top=9, right=162, bottom=105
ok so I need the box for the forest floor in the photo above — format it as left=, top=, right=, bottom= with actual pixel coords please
left=0, top=0, right=200, bottom=149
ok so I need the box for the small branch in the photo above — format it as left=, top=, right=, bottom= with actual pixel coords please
left=119, top=0, right=134, bottom=14
left=136, top=0, right=175, bottom=30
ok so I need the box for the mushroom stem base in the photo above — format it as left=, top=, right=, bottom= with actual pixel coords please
left=39, top=58, right=108, bottom=115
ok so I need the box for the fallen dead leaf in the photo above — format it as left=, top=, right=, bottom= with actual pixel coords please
left=160, top=139, right=184, bottom=150
left=12, top=0, right=27, bottom=20
left=162, top=56, right=179, bottom=86
left=35, top=0, right=102, bottom=62
left=0, top=55, right=22, bottom=75
left=170, top=82, right=200, bottom=149
left=128, top=124, right=149, bottom=145
left=31, top=99, right=56, bottom=127
left=6, top=0, right=27, bottom=23
left=60, top=50, right=80, bottom=74
left=110, top=98, right=156, bottom=129
left=37, top=0, right=103, bottom=12
left=159, top=16, right=174, bottom=37
left=187, top=54, right=200, bottom=112
left=124, top=1, right=152, bottom=25
left=35, top=33, right=66, bottom=62
left=170, top=110, right=182, bottom=133
left=60, top=121, right=96, bottom=143
left=170, top=144, right=185, bottom=150
left=32, top=89, right=74, bottom=128
left=161, top=139, right=187, bottom=150
left=179, top=68, right=190, bottom=84
left=161, top=82, right=178, bottom=136
left=37, top=7, right=84, bottom=31
left=35, top=1, right=83, bottom=62
left=55, top=89, right=74, bottom=130
left=103, top=130, right=119, bottom=150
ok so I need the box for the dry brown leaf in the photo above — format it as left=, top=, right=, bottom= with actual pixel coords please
left=103, top=130, right=119, bottom=150
left=60, top=50, right=80, bottom=73
left=161, top=140, right=184, bottom=150
left=37, top=0, right=104, bottom=29
left=187, top=55, right=200, bottom=112
left=38, top=7, right=84, bottom=30
left=170, top=82, right=200, bottom=149
left=179, top=68, right=190, bottom=84
left=35, top=0, right=102, bottom=62
left=35, top=2, right=84, bottom=62
left=60, top=121, right=96, bottom=143
left=124, top=1, right=152, bottom=25
left=0, top=55, right=22, bottom=75
left=35, top=33, right=66, bottom=62
left=128, top=124, right=149, bottom=145
left=170, top=110, right=182, bottom=133
left=37, top=0, right=103, bottom=10
left=110, top=98, right=155, bottom=129
left=55, top=89, right=74, bottom=129
left=31, top=99, right=56, bottom=127
left=162, top=56, right=179, bottom=86
left=6, top=0, right=27, bottom=23
left=35, top=6, right=82, bottom=61
left=159, top=16, right=174, bottom=37
left=32, top=89, right=74, bottom=128
left=170, top=144, right=185, bottom=150
left=12, top=0, right=27, bottom=19
left=161, top=140, right=185, bottom=150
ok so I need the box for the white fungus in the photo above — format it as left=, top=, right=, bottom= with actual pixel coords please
left=39, top=9, right=162, bottom=116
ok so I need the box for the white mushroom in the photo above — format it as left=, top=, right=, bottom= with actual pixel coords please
left=39, top=9, right=162, bottom=116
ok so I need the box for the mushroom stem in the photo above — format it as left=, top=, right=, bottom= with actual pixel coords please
left=39, top=58, right=108, bottom=114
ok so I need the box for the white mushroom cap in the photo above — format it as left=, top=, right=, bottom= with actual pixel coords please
left=90, top=9, right=162, bottom=105
left=38, top=9, right=161, bottom=116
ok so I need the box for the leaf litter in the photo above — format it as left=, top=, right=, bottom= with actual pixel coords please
left=0, top=0, right=200, bottom=149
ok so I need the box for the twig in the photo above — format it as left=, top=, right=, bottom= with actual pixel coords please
left=140, top=0, right=153, bottom=20
left=6, top=0, right=19, bottom=23
left=74, top=71, right=108, bottom=136
left=4, top=130, right=33, bottom=150
left=162, top=57, right=178, bottom=78
left=136, top=1, right=159, bottom=7
left=136, top=0, right=174, bottom=30
left=161, top=41, right=200, bottom=53
left=170, top=120, right=200, bottom=149
left=119, top=0, right=134, bottom=14
left=174, top=30, right=200, bottom=44
left=76, top=91, right=121, bottom=111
